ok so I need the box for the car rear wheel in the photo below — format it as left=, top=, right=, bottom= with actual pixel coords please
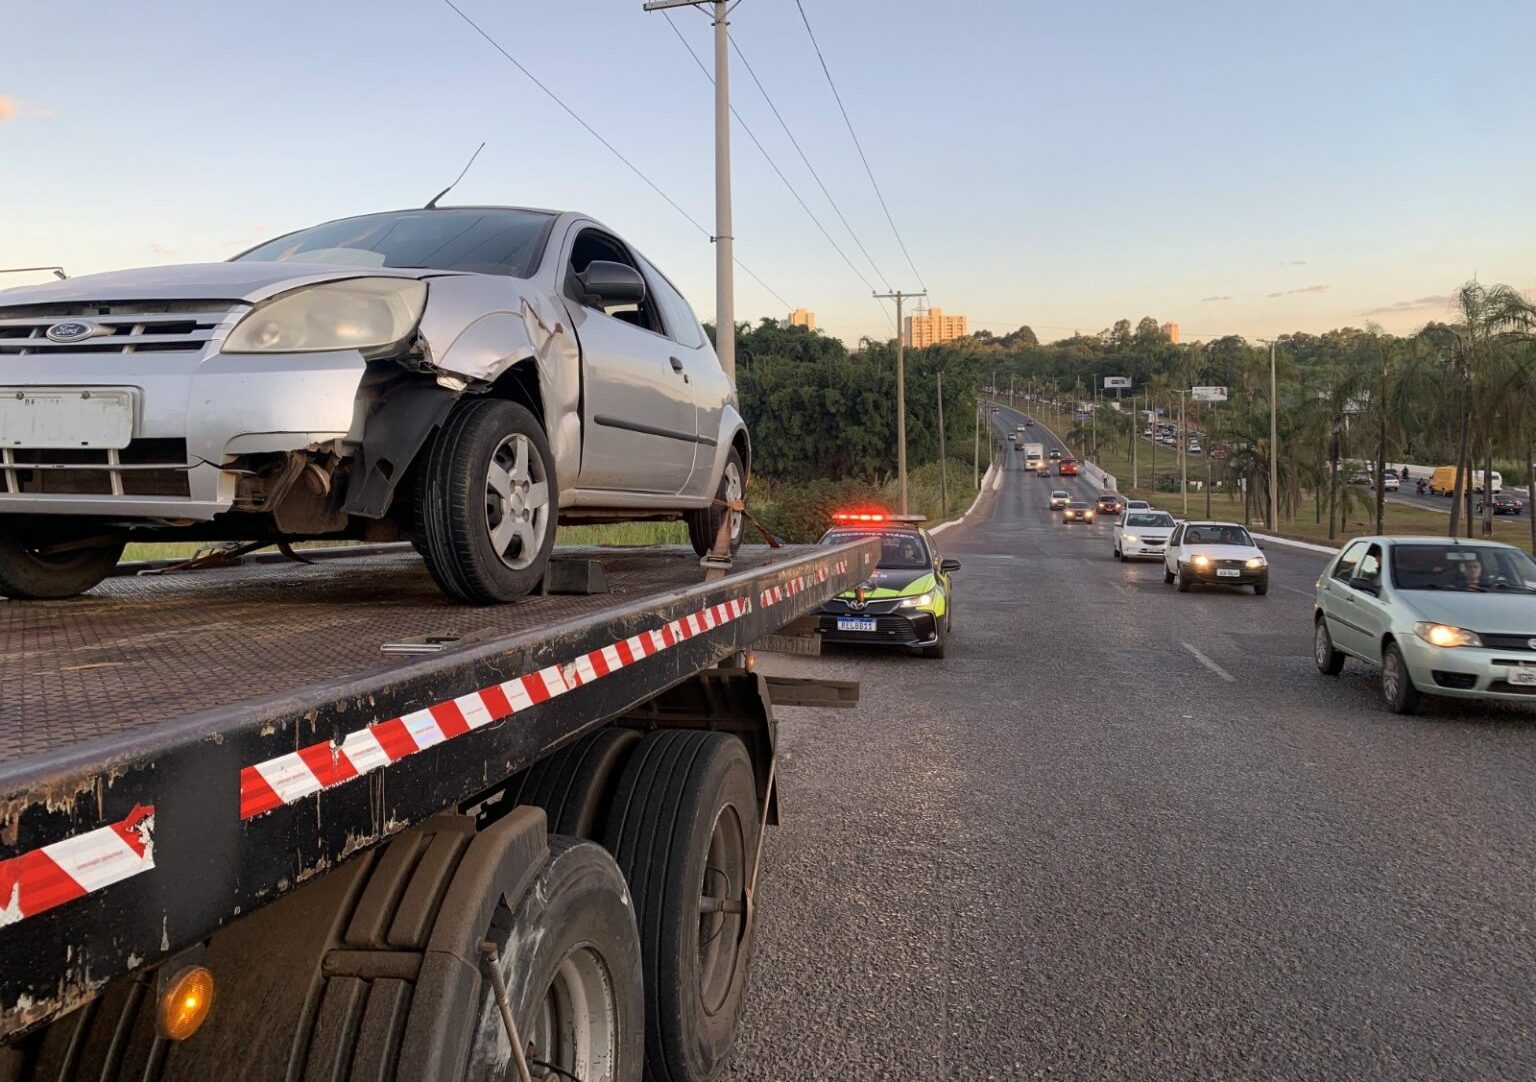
left=1314, top=617, right=1345, bottom=675
left=1163, top=565, right=1175, bottom=584
left=688, top=448, right=745, bottom=558
left=0, top=530, right=125, bottom=600
left=416, top=398, right=557, bottom=604
left=1381, top=642, right=1422, bottom=715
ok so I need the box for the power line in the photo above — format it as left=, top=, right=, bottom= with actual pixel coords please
left=793, top=0, right=928, bottom=293
left=662, top=12, right=894, bottom=330
left=728, top=34, right=892, bottom=292
left=436, top=0, right=790, bottom=310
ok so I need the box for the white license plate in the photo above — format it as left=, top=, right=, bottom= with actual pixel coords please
left=0, top=388, right=135, bottom=449
left=1216, top=568, right=1241, bottom=578
left=836, top=617, right=877, bottom=633
left=1509, top=669, right=1536, bottom=686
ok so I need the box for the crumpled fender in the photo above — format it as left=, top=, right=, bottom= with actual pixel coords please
left=414, top=277, right=582, bottom=496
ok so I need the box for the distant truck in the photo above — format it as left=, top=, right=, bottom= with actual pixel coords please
left=1022, top=442, right=1046, bottom=471
left=1428, top=466, right=1503, bottom=496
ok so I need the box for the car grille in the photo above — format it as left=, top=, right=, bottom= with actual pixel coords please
left=1, top=438, right=192, bottom=497
left=0, top=301, right=237, bottom=355
left=821, top=597, right=904, bottom=616
left=1480, top=634, right=1536, bottom=652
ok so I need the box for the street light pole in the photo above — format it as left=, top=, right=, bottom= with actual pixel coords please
left=644, top=0, right=736, bottom=380
left=937, top=370, right=948, bottom=517
left=1269, top=340, right=1279, bottom=529
left=1178, top=390, right=1189, bottom=517
left=873, top=289, right=926, bottom=513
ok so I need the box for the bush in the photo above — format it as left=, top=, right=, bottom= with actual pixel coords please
left=744, top=458, right=981, bottom=544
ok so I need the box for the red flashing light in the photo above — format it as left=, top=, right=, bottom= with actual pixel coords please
left=831, top=510, right=928, bottom=525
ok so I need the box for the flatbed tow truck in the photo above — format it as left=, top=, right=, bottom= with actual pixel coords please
left=0, top=537, right=876, bottom=1081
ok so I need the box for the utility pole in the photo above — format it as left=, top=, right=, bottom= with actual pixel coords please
left=973, top=401, right=980, bottom=490
left=1178, top=390, right=1189, bottom=517
left=1269, top=340, right=1279, bottom=528
left=873, top=289, right=926, bottom=513
left=937, top=370, right=948, bottom=517
left=1131, top=393, right=1138, bottom=489
left=644, top=0, right=736, bottom=379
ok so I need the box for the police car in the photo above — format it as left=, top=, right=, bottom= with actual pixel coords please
left=814, top=512, right=960, bottom=658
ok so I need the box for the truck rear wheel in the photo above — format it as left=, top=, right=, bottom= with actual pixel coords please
left=501, top=727, right=643, bottom=839
left=466, top=836, right=644, bottom=1082
left=604, top=730, right=760, bottom=1082
left=415, top=399, right=557, bottom=604
left=0, top=530, right=124, bottom=600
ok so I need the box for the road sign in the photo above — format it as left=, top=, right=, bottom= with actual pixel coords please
left=1191, top=386, right=1228, bottom=403
left=1103, top=376, right=1131, bottom=389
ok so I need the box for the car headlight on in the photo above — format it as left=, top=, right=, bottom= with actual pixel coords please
left=899, top=592, right=934, bottom=609
left=1245, top=556, right=1266, bottom=569
left=1122, top=534, right=1139, bottom=544
left=225, top=278, right=428, bottom=354
left=1414, top=622, right=1482, bottom=648
left=1191, top=554, right=1211, bottom=568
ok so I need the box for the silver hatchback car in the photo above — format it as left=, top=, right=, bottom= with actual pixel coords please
left=0, top=207, right=748, bottom=602
left=1313, top=536, right=1536, bottom=714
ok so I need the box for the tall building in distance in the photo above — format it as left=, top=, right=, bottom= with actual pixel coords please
left=1161, top=321, right=1181, bottom=344
left=785, top=308, right=816, bottom=331
left=904, top=307, right=969, bottom=348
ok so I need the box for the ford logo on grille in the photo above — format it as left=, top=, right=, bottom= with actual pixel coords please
left=45, top=319, right=103, bottom=343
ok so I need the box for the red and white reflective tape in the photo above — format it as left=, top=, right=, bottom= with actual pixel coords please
left=759, top=559, right=846, bottom=609
left=0, top=805, right=155, bottom=928
left=239, top=595, right=752, bottom=820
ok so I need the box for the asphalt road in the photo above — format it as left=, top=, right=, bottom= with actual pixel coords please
left=723, top=406, right=1536, bottom=1080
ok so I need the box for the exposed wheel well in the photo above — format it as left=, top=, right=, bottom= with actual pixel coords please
left=491, top=360, right=544, bottom=426
left=731, top=428, right=751, bottom=483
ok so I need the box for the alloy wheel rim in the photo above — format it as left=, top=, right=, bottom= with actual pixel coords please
left=723, top=461, right=744, bottom=545
left=1384, top=653, right=1401, bottom=700
left=484, top=433, right=550, bottom=571
left=1315, top=624, right=1329, bottom=667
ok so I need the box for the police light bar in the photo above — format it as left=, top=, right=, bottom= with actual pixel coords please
left=830, top=511, right=928, bottom=524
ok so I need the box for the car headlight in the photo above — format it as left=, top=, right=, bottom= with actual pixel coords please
left=1122, top=534, right=1139, bottom=544
left=225, top=278, right=428, bottom=354
left=899, top=592, right=934, bottom=609
left=1414, top=622, right=1482, bottom=648
left=1245, top=557, right=1266, bottom=569
left=1191, top=554, right=1211, bottom=568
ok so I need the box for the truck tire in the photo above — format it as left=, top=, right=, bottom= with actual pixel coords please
left=502, top=728, right=644, bottom=839
left=0, top=531, right=124, bottom=600
left=688, top=447, right=746, bottom=558
left=415, top=399, right=558, bottom=604
left=603, top=731, right=760, bottom=1082
left=466, top=836, right=645, bottom=1082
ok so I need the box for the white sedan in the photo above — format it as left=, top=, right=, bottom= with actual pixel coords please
left=1163, top=520, right=1269, bottom=595
left=1113, top=510, right=1177, bottom=561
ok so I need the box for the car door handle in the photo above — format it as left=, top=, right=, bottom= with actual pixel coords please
left=669, top=357, right=685, bottom=373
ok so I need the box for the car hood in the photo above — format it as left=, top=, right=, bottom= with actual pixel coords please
left=839, top=568, right=935, bottom=599
left=0, top=261, right=460, bottom=307
left=1397, top=590, right=1536, bottom=633
left=1183, top=544, right=1262, bottom=561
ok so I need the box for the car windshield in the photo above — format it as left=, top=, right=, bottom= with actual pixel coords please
left=1183, top=525, right=1253, bottom=546
left=822, top=530, right=931, bottom=570
left=1390, top=544, right=1536, bottom=593
left=1126, top=513, right=1174, bottom=528
left=234, top=208, right=557, bottom=277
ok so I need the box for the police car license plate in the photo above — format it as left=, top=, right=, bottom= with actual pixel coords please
left=1509, top=668, right=1536, bottom=686
left=1217, top=568, right=1240, bottom=578
left=836, top=617, right=876, bottom=632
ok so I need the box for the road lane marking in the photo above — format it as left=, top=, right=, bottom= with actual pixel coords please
left=1181, top=641, right=1236, bottom=682
left=1275, top=583, right=1313, bottom=598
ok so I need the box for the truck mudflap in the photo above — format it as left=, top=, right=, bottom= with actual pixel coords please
left=0, top=539, right=877, bottom=1039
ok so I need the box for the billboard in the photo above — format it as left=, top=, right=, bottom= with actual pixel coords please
left=1103, top=376, right=1132, bottom=389
left=1191, top=386, right=1228, bottom=402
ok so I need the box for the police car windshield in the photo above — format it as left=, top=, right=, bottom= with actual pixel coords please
left=824, top=530, right=931, bottom=570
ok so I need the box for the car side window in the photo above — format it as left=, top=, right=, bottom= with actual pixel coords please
left=1356, top=545, right=1384, bottom=585
left=1332, top=541, right=1367, bottom=582
left=639, top=256, right=705, bottom=349
left=568, top=229, right=666, bottom=335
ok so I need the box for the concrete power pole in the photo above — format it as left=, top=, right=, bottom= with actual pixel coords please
left=874, top=289, right=926, bottom=513
left=937, top=369, right=948, bottom=517
left=1269, top=340, right=1279, bottom=528
left=644, top=0, right=736, bottom=380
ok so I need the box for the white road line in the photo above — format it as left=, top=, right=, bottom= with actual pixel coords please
left=1275, top=583, right=1314, bottom=598
left=1181, top=641, right=1236, bottom=682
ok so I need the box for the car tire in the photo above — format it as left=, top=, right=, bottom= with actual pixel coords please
left=1163, top=566, right=1175, bottom=584
left=1253, top=582, right=1268, bottom=596
left=1381, top=641, right=1422, bottom=715
left=0, top=531, right=125, bottom=600
left=688, top=447, right=746, bottom=559
left=603, top=731, right=760, bottom=1082
left=920, top=620, right=947, bottom=659
left=415, top=398, right=557, bottom=604
left=1176, top=569, right=1191, bottom=592
left=1314, top=617, right=1345, bottom=675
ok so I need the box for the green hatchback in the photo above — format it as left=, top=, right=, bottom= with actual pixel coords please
left=1313, top=536, right=1536, bottom=714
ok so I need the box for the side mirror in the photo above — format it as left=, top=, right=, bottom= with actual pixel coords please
left=940, top=558, right=962, bottom=573
left=576, top=260, right=647, bottom=307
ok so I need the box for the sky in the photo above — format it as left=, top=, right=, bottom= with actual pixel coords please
left=3, top=0, right=1534, bottom=346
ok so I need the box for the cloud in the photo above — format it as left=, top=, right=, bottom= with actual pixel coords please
left=1266, top=291, right=1283, bottom=298
left=1200, top=295, right=1232, bottom=302
left=0, top=95, right=54, bottom=122
left=1268, top=284, right=1329, bottom=298
left=1360, top=293, right=1454, bottom=317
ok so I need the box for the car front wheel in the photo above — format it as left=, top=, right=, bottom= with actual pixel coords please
left=0, top=529, right=125, bottom=600
left=415, top=398, right=557, bottom=604
left=1381, top=641, right=1422, bottom=715
left=689, top=447, right=746, bottom=558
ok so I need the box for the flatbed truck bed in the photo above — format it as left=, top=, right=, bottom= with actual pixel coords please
left=1, top=539, right=877, bottom=1081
